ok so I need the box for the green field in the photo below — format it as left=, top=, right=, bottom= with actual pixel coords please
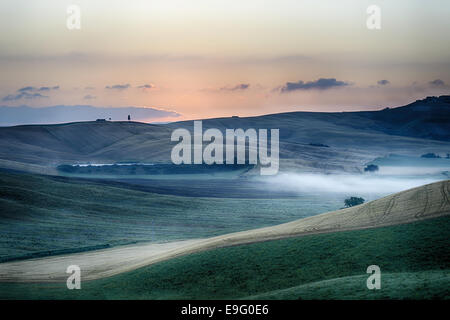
left=1, top=215, right=448, bottom=300
left=246, top=271, right=450, bottom=300
left=0, top=169, right=345, bottom=261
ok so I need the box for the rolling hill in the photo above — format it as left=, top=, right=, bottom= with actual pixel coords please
left=0, top=169, right=344, bottom=262
left=0, top=186, right=449, bottom=299
left=1, top=178, right=448, bottom=282
left=0, top=96, right=449, bottom=174
left=0, top=95, right=449, bottom=299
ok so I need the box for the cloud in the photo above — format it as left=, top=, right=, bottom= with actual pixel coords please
left=17, top=85, right=59, bottom=93
left=2, top=85, right=59, bottom=101
left=83, top=94, right=96, bottom=100
left=429, top=79, right=445, bottom=87
left=377, top=80, right=390, bottom=85
left=105, top=83, right=131, bottom=90
left=38, top=86, right=59, bottom=91
left=17, top=86, right=35, bottom=92
left=281, top=78, right=349, bottom=92
left=2, top=92, right=48, bottom=102
left=220, top=83, right=250, bottom=91
left=137, top=84, right=155, bottom=89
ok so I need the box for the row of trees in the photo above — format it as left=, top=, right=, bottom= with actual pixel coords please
left=364, top=152, right=450, bottom=174
left=421, top=153, right=450, bottom=159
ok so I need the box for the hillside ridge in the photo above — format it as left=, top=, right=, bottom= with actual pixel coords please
left=0, top=179, right=448, bottom=282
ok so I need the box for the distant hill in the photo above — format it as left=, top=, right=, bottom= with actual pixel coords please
left=0, top=96, right=449, bottom=174
left=0, top=105, right=180, bottom=126
left=169, top=95, right=450, bottom=142
left=355, top=95, right=450, bottom=141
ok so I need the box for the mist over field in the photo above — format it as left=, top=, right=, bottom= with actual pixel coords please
left=264, top=173, right=440, bottom=195
left=377, top=166, right=449, bottom=176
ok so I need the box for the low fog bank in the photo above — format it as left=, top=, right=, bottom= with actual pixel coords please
left=377, top=166, right=449, bottom=176
left=261, top=173, right=444, bottom=196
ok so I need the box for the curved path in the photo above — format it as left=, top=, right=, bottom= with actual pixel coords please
left=1, top=180, right=449, bottom=282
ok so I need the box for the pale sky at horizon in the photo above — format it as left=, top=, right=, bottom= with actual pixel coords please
left=1, top=0, right=449, bottom=121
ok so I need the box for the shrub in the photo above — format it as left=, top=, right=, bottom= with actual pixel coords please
left=344, top=197, right=365, bottom=208
left=364, top=164, right=379, bottom=172
left=421, top=153, right=440, bottom=158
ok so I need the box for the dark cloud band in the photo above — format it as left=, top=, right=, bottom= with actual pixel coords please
left=281, top=78, right=349, bottom=92
left=105, top=84, right=131, bottom=90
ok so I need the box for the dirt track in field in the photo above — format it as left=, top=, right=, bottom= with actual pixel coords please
left=1, top=179, right=449, bottom=282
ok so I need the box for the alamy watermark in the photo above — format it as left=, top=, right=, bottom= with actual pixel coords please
left=66, top=265, right=81, bottom=289
left=66, top=5, right=81, bottom=30
left=65, top=4, right=380, bottom=31
left=366, top=265, right=381, bottom=289
left=366, top=5, right=381, bottom=30
left=171, top=121, right=279, bottom=175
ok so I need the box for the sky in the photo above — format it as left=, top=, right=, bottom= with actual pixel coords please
left=0, top=0, right=449, bottom=122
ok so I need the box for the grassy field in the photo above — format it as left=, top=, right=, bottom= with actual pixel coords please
left=0, top=169, right=345, bottom=261
left=245, top=271, right=450, bottom=299
left=1, top=215, right=448, bottom=299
